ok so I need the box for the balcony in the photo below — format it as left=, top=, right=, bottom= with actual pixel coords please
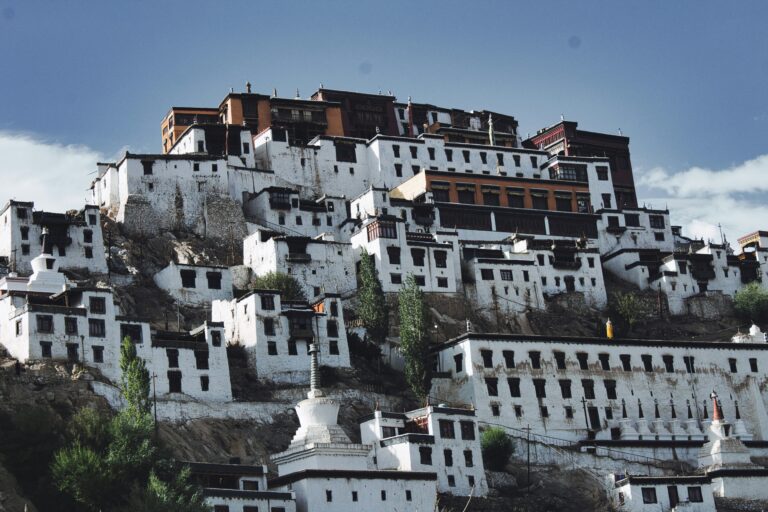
left=286, top=253, right=311, bottom=263
left=269, top=198, right=291, bottom=210
left=552, top=259, right=582, bottom=270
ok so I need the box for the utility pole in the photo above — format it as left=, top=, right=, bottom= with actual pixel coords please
left=581, top=396, right=590, bottom=431
left=525, top=424, right=531, bottom=492
left=151, top=372, right=158, bottom=435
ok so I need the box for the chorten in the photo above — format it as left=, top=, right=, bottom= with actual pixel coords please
left=27, top=228, right=68, bottom=294
left=697, top=391, right=754, bottom=471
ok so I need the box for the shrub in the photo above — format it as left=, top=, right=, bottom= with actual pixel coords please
left=250, top=272, right=306, bottom=301
left=481, top=427, right=514, bottom=471
left=734, top=282, right=768, bottom=323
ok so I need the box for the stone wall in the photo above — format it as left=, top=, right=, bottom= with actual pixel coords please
left=686, top=292, right=735, bottom=320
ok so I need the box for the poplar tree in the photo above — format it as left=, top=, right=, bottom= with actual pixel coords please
left=120, top=336, right=151, bottom=416
left=358, top=248, right=389, bottom=349
left=398, top=274, right=432, bottom=401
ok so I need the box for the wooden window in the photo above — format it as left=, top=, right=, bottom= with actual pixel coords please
left=168, top=371, right=182, bottom=393
left=481, top=349, right=493, bottom=368
left=485, top=377, right=498, bottom=396
left=533, top=378, right=547, bottom=398
left=582, top=379, right=595, bottom=399
left=180, top=269, right=196, bottom=288
left=508, top=377, right=521, bottom=397
left=89, top=319, right=105, bottom=337
left=439, top=420, right=455, bottom=439
left=36, top=314, right=53, bottom=333
left=559, top=379, right=572, bottom=399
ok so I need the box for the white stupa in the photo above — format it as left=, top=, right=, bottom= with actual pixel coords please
left=271, top=344, right=371, bottom=476
left=698, top=391, right=754, bottom=471
left=26, top=228, right=68, bottom=294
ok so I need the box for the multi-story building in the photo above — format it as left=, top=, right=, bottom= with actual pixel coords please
left=525, top=120, right=638, bottom=209
left=350, top=214, right=460, bottom=293
left=0, top=201, right=107, bottom=275
left=187, top=461, right=297, bottom=512
left=360, top=406, right=488, bottom=496
left=243, top=230, right=355, bottom=299
left=212, top=292, right=350, bottom=384
left=161, top=107, right=220, bottom=154
left=430, top=332, right=768, bottom=450
left=154, top=262, right=234, bottom=306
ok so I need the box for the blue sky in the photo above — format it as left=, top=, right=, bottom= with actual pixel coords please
left=0, top=0, right=766, bottom=242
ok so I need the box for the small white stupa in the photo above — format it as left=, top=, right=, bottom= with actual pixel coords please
left=271, top=343, right=371, bottom=476
left=698, top=391, right=754, bottom=472
left=26, top=228, right=68, bottom=294
left=731, top=324, right=767, bottom=344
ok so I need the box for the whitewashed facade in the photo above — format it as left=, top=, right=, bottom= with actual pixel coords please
left=360, top=407, right=488, bottom=496
left=430, top=333, right=768, bottom=446
left=350, top=215, right=460, bottom=293
left=243, top=230, right=355, bottom=299
left=0, top=201, right=107, bottom=275
left=154, top=262, right=233, bottom=305
left=212, top=292, right=350, bottom=384
left=609, top=474, right=714, bottom=511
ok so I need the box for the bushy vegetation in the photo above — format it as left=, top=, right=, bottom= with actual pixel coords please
left=51, top=337, right=207, bottom=512
left=481, top=427, right=514, bottom=471
left=398, top=274, right=431, bottom=401
left=251, top=271, right=306, bottom=301
left=734, top=282, right=768, bottom=323
left=357, top=249, right=389, bottom=349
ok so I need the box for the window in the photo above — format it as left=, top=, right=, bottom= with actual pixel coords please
left=141, top=160, right=153, bottom=175
left=594, top=353, right=609, bottom=371
left=394, top=163, right=402, bottom=177
left=462, top=150, right=470, bottom=163
left=620, top=354, right=631, bottom=371
left=197, top=141, right=205, bottom=152
left=65, top=317, right=78, bottom=335
left=261, top=295, right=275, bottom=310
left=21, top=244, right=29, bottom=255
left=327, top=320, right=339, bottom=338
left=165, top=348, right=179, bottom=368
left=750, top=357, right=758, bottom=372
left=261, top=318, right=275, bottom=336
left=326, top=490, right=332, bottom=502
left=433, top=250, right=447, bottom=268
left=481, top=350, right=493, bottom=368
left=683, top=356, right=696, bottom=374
left=559, top=379, right=572, bottom=399
left=40, top=341, right=52, bottom=358
left=295, top=216, right=303, bottom=225
left=624, top=214, right=640, bottom=227
left=213, top=506, right=229, bottom=512
left=89, top=319, right=105, bottom=337
left=15, top=320, right=21, bottom=337
left=576, top=352, right=588, bottom=370
left=92, top=345, right=104, bottom=363
left=414, top=275, right=426, bottom=286
left=454, top=353, right=463, bottom=373
left=390, top=273, right=402, bottom=284
left=502, top=350, right=515, bottom=368
left=409, top=146, right=418, bottom=158
left=84, top=247, right=93, bottom=259
left=523, top=270, right=529, bottom=282
left=205, top=272, right=222, bottom=290
left=601, top=193, right=612, bottom=209
left=641, top=487, right=657, bottom=504
left=485, top=377, right=498, bottom=396
left=211, top=331, right=221, bottom=347
left=555, top=195, right=572, bottom=212
left=411, top=248, right=425, bottom=266
left=554, top=351, right=566, bottom=370
left=66, top=343, right=79, bottom=361
left=19, top=226, right=29, bottom=241
left=654, top=232, right=665, bottom=241
left=540, top=406, right=549, bottom=418
left=480, top=268, right=494, bottom=280
left=530, top=156, right=537, bottom=167
left=121, top=324, right=143, bottom=343
left=460, top=421, right=475, bottom=440
left=688, top=486, right=703, bottom=503
left=605, top=407, right=613, bottom=420
left=447, top=475, right=456, bottom=487
left=457, top=185, right=476, bottom=204
left=604, top=379, right=617, bottom=399
left=531, top=192, right=548, bottom=210
left=662, top=354, right=675, bottom=373
left=419, top=446, right=432, bottom=465
left=444, top=448, right=453, bottom=467
left=267, top=341, right=277, bottom=355
left=427, top=147, right=435, bottom=160
left=242, top=142, right=250, bottom=154
left=180, top=269, right=196, bottom=288
left=728, top=357, right=738, bottom=373
left=200, top=375, right=209, bottom=391
left=514, top=405, right=522, bottom=418
left=642, top=354, right=653, bottom=372
left=168, top=371, right=182, bottom=393
left=329, top=339, right=339, bottom=355
left=582, top=379, right=595, bottom=399
left=193, top=163, right=200, bottom=172
left=533, top=378, right=546, bottom=398
left=90, top=297, right=106, bottom=314
left=596, top=166, right=609, bottom=180
left=58, top=245, right=66, bottom=257
left=508, top=377, right=521, bottom=397
left=392, top=145, right=400, bottom=158
left=411, top=165, right=419, bottom=175
left=491, top=404, right=500, bottom=416
left=278, top=215, right=285, bottom=225
left=406, top=489, right=412, bottom=501
left=649, top=215, right=665, bottom=229
left=37, top=315, right=53, bottom=333
left=352, top=491, right=359, bottom=502
left=464, top=449, right=474, bottom=467
left=565, top=406, right=574, bottom=418
left=288, top=340, right=298, bottom=355
left=195, top=350, right=209, bottom=369
left=529, top=351, right=541, bottom=369
left=437, top=277, right=448, bottom=288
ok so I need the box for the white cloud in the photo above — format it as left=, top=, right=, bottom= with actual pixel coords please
left=637, top=154, right=768, bottom=246
left=0, top=132, right=105, bottom=212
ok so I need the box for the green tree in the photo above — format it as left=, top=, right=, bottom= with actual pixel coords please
left=612, top=292, right=649, bottom=331
left=251, top=271, right=307, bottom=301
left=51, top=444, right=111, bottom=512
left=734, top=282, right=768, bottom=322
left=118, top=467, right=208, bottom=512
left=398, top=274, right=431, bottom=401
left=120, top=336, right=151, bottom=415
left=481, top=427, right=514, bottom=471
left=358, top=248, right=389, bottom=348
